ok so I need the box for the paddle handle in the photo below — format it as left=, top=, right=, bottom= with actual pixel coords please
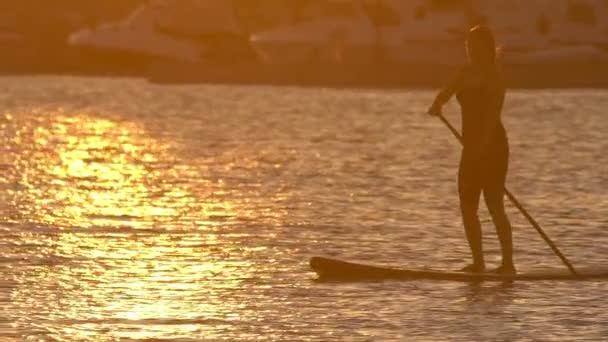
left=436, top=114, right=578, bottom=275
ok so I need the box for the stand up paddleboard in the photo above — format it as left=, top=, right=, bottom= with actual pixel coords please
left=310, top=257, right=608, bottom=282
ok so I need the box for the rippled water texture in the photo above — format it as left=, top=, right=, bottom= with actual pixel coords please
left=1, top=77, right=607, bottom=341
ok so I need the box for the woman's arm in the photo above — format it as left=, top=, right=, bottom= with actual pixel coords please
left=428, top=68, right=465, bottom=116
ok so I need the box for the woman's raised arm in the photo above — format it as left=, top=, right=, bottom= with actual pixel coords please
left=428, top=67, right=465, bottom=115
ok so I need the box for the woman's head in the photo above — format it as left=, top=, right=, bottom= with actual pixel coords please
left=466, top=25, right=496, bottom=67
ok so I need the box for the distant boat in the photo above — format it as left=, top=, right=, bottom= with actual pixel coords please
left=68, top=0, right=255, bottom=68
left=68, top=4, right=202, bottom=64
left=378, top=0, right=469, bottom=65
left=144, top=0, right=608, bottom=87
left=250, top=0, right=470, bottom=66
left=153, top=0, right=256, bottom=63
left=250, top=1, right=377, bottom=65
left=475, top=0, right=608, bottom=64
left=251, top=0, right=608, bottom=66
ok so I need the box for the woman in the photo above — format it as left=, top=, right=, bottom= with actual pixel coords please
left=428, top=25, right=515, bottom=274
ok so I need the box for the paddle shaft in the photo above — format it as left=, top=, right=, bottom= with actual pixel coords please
left=437, top=114, right=578, bottom=275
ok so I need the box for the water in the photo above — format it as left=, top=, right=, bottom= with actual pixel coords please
left=1, top=76, right=607, bottom=341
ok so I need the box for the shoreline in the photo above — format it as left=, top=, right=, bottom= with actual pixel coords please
left=2, top=57, right=608, bottom=89
left=145, top=62, right=608, bottom=89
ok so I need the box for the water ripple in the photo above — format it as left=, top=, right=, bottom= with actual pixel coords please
left=0, top=78, right=606, bottom=341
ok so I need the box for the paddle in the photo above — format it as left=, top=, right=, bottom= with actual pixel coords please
left=435, top=113, right=578, bottom=275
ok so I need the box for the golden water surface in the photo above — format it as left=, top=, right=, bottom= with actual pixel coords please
left=1, top=77, right=607, bottom=341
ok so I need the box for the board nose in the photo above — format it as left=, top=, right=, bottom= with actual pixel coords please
left=309, top=256, right=324, bottom=269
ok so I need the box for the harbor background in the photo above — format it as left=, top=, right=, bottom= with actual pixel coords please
left=1, top=1, right=608, bottom=87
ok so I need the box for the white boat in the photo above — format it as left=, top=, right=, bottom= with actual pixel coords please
left=381, top=0, right=608, bottom=65
left=68, top=3, right=201, bottom=63
left=251, top=0, right=608, bottom=66
left=474, top=0, right=608, bottom=63
left=251, top=0, right=470, bottom=66
left=68, top=0, right=251, bottom=64
left=250, top=1, right=377, bottom=64
left=379, top=0, right=470, bottom=65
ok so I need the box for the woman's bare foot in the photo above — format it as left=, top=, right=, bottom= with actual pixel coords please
left=460, top=263, right=486, bottom=273
left=490, top=264, right=516, bottom=274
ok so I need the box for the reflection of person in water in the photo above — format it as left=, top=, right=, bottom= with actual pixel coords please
left=428, top=25, right=515, bottom=274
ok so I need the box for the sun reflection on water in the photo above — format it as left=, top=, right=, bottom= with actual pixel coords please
left=3, top=111, right=277, bottom=340
left=8, top=112, right=244, bottom=228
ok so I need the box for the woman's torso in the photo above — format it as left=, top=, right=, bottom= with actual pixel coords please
left=456, top=67, right=507, bottom=152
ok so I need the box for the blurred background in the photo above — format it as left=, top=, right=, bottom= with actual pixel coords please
left=1, top=0, right=607, bottom=86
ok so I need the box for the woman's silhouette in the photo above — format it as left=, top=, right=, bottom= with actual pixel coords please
left=428, top=25, right=515, bottom=274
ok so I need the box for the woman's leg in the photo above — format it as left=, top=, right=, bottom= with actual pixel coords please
left=483, top=187, right=514, bottom=270
left=459, top=159, right=484, bottom=271
left=483, top=143, right=515, bottom=271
